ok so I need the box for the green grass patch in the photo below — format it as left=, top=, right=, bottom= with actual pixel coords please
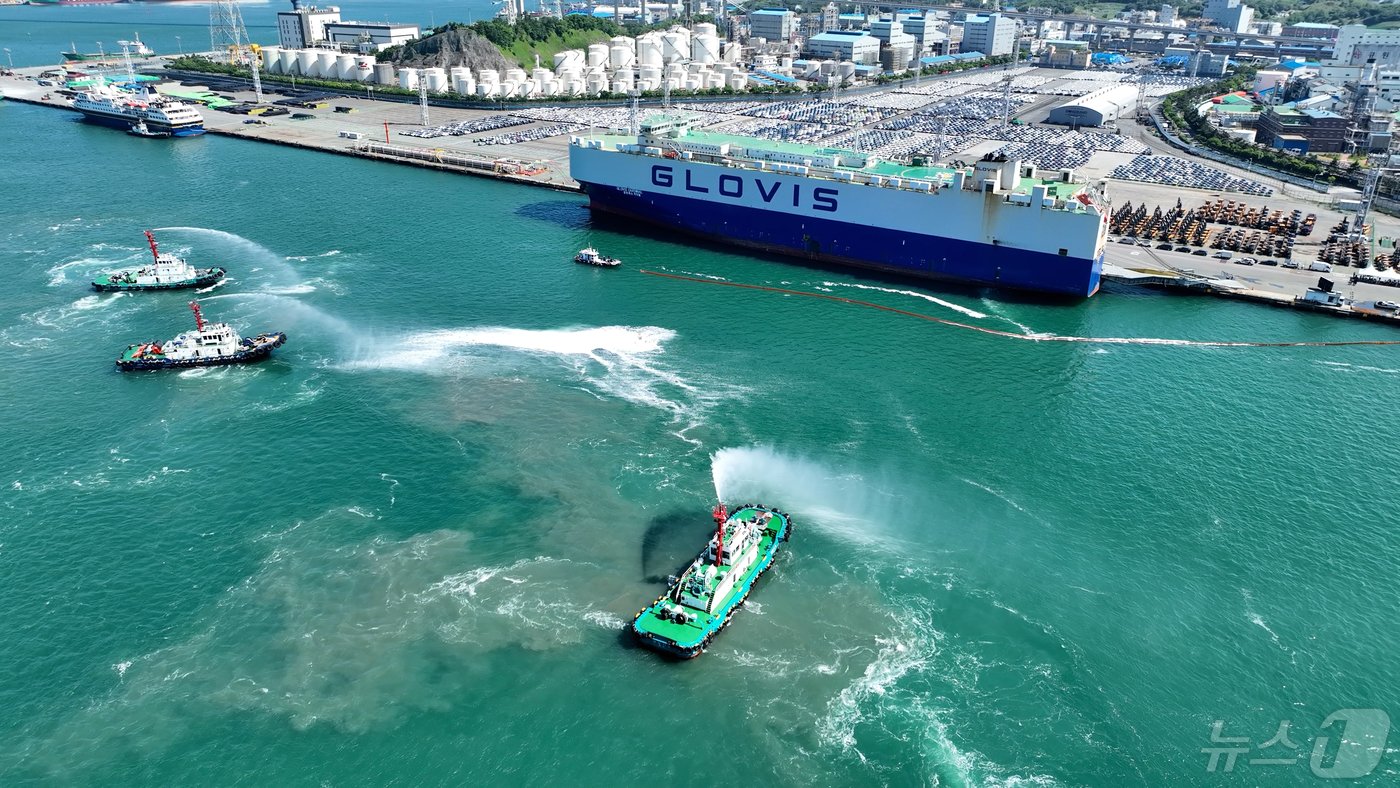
left=1079, top=2, right=1126, bottom=18
left=502, top=29, right=612, bottom=69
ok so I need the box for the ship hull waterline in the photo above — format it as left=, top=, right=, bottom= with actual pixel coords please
left=75, top=109, right=206, bottom=137
left=580, top=183, right=1102, bottom=298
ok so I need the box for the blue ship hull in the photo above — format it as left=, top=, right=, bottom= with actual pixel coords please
left=582, top=184, right=1102, bottom=297
left=77, top=110, right=205, bottom=137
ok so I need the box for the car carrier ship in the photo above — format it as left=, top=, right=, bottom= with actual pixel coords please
left=569, top=115, right=1110, bottom=297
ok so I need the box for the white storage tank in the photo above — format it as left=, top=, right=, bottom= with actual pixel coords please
left=722, top=42, right=741, bottom=63
left=554, top=49, right=584, bottom=70
left=589, top=43, right=611, bottom=68
left=530, top=66, right=550, bottom=84
left=639, top=64, right=663, bottom=84
left=476, top=81, right=499, bottom=98
left=820, top=60, right=836, bottom=76
left=637, top=35, right=663, bottom=66
left=315, top=50, right=338, bottom=79
left=692, top=33, right=719, bottom=64
left=374, top=62, right=395, bottom=85
left=354, top=55, right=375, bottom=82
left=780, top=55, right=793, bottom=72
left=694, top=22, right=717, bottom=37
left=705, top=72, right=724, bottom=88
left=506, top=67, right=528, bottom=84
left=610, top=36, right=635, bottom=51
left=541, top=79, right=560, bottom=96
left=336, top=54, right=357, bottom=80
left=727, top=74, right=747, bottom=90
left=423, top=67, right=447, bottom=92
left=477, top=68, right=500, bottom=84
left=665, top=63, right=686, bottom=81
left=564, top=78, right=584, bottom=96
left=500, top=80, right=519, bottom=98
left=586, top=72, right=608, bottom=94
left=260, top=46, right=280, bottom=73
left=398, top=67, right=419, bottom=90
left=661, top=31, right=689, bottom=63
left=277, top=48, right=298, bottom=74
left=450, top=66, right=471, bottom=91
left=684, top=76, right=701, bottom=91
left=295, top=49, right=317, bottom=76
left=638, top=74, right=660, bottom=91
left=610, top=46, right=635, bottom=70
left=838, top=61, right=856, bottom=79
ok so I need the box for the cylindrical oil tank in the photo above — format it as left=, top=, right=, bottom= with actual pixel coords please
left=564, top=79, right=584, bottom=95
left=354, top=55, right=375, bottom=82
left=335, top=54, right=356, bottom=80
left=477, top=68, right=500, bottom=84
left=277, top=48, right=297, bottom=74
left=610, top=46, right=635, bottom=70
left=637, top=75, right=660, bottom=91
left=452, top=71, right=475, bottom=95
left=727, top=74, right=746, bottom=90
left=540, top=80, right=559, bottom=97
left=838, top=60, right=856, bottom=79
left=610, top=36, right=635, bottom=53
left=423, top=67, right=447, bottom=92
left=295, top=49, right=317, bottom=76
left=611, top=76, right=633, bottom=93
left=779, top=55, right=793, bottom=72
left=499, top=80, right=519, bottom=98
left=705, top=72, right=724, bottom=88
left=532, top=67, right=552, bottom=83
left=819, top=60, right=836, bottom=76
left=476, top=81, right=498, bottom=98
left=664, top=63, right=686, bottom=81
left=637, top=36, right=662, bottom=66
left=661, top=32, right=688, bottom=64
left=260, top=46, right=280, bottom=73
left=398, top=67, right=419, bottom=90
left=373, top=62, right=395, bottom=85
left=586, top=43, right=609, bottom=68
left=585, top=72, right=608, bottom=93
left=314, top=50, right=338, bottom=79
left=554, top=49, right=584, bottom=70
left=692, top=33, right=719, bottom=64
left=721, top=42, right=741, bottom=63
left=506, top=67, right=527, bottom=84
left=684, top=76, right=701, bottom=91
left=639, top=64, right=662, bottom=83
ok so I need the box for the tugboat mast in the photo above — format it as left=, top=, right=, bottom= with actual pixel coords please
left=145, top=230, right=160, bottom=263
left=189, top=300, right=205, bottom=330
left=712, top=502, right=727, bottom=565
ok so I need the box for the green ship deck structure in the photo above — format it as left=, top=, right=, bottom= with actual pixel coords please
left=632, top=502, right=791, bottom=658
left=93, top=230, right=225, bottom=292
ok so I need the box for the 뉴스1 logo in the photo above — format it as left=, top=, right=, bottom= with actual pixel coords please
left=1203, top=708, right=1391, bottom=778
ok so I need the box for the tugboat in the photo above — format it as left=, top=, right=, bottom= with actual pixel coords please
left=92, top=231, right=225, bottom=292
left=631, top=502, right=791, bottom=659
left=116, top=301, right=286, bottom=372
left=126, top=119, right=171, bottom=139
left=575, top=247, right=621, bottom=268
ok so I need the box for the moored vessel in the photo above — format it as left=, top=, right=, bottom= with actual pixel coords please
left=72, top=78, right=205, bottom=137
left=575, top=247, right=621, bottom=267
left=93, top=231, right=225, bottom=291
left=126, top=119, right=171, bottom=138
left=116, top=301, right=286, bottom=371
left=632, top=502, right=791, bottom=659
left=569, top=115, right=1109, bottom=297
left=63, top=35, right=153, bottom=62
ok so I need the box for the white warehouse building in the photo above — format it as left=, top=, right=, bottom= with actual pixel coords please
left=805, top=31, right=881, bottom=65
left=1046, top=84, right=1138, bottom=127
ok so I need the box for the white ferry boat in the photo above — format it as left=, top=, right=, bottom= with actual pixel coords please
left=72, top=79, right=205, bottom=137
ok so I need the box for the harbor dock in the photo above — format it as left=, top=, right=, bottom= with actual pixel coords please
left=7, top=60, right=1400, bottom=324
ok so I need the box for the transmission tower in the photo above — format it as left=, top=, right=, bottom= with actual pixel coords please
left=208, top=0, right=249, bottom=65
left=419, top=76, right=430, bottom=127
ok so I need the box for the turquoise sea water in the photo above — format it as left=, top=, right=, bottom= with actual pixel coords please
left=4, top=55, right=1400, bottom=786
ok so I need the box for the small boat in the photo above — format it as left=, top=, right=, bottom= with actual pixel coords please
left=126, top=119, right=171, bottom=138
left=93, top=231, right=225, bottom=292
left=116, top=301, right=286, bottom=372
left=575, top=247, right=621, bottom=268
left=631, top=502, right=791, bottom=659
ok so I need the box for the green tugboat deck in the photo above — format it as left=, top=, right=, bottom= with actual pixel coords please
left=632, top=504, right=791, bottom=658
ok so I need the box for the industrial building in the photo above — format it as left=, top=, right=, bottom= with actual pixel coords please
left=1283, top=23, right=1340, bottom=41
left=1046, top=84, right=1137, bottom=127
left=1331, top=25, right=1400, bottom=67
left=961, top=13, right=1016, bottom=57
left=275, top=1, right=418, bottom=52
left=277, top=3, right=341, bottom=49
left=804, top=30, right=881, bottom=65
left=749, top=8, right=796, bottom=44
left=1254, top=102, right=1349, bottom=153
left=323, top=20, right=421, bottom=50
left=870, top=17, right=917, bottom=70
left=1203, top=0, right=1253, bottom=35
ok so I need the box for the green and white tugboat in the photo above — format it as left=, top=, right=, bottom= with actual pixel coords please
left=92, top=231, right=226, bottom=292
left=632, top=502, right=791, bottom=658
left=116, top=301, right=286, bottom=372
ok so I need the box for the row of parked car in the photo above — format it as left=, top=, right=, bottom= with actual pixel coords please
left=1109, top=236, right=1332, bottom=271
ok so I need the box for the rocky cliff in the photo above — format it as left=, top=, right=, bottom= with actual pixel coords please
left=378, top=28, right=514, bottom=73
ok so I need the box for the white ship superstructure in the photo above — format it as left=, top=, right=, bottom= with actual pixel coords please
left=71, top=79, right=205, bottom=137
